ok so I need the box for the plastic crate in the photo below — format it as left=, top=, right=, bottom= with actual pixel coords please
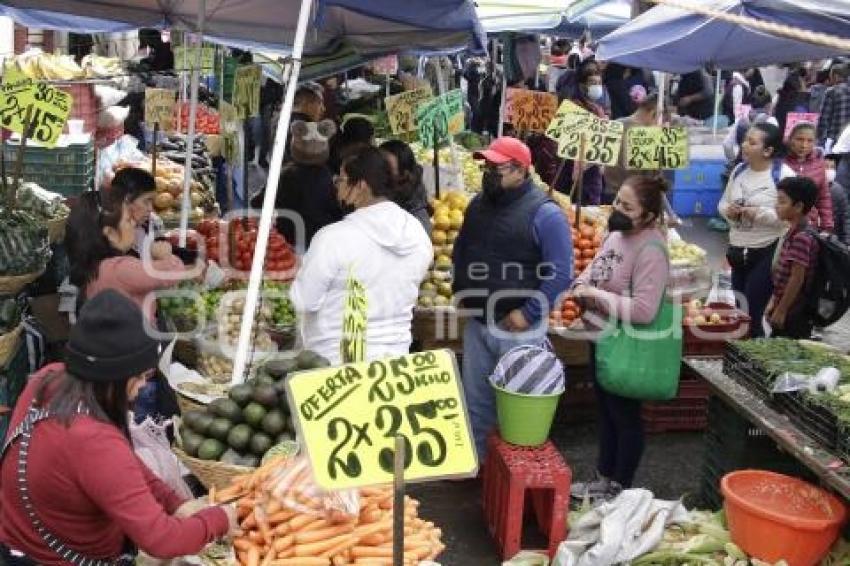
left=2, top=141, right=95, bottom=197
left=642, top=366, right=711, bottom=433
left=674, top=159, right=727, bottom=191
left=683, top=304, right=751, bottom=356
left=775, top=391, right=841, bottom=450
left=671, top=187, right=724, bottom=217
left=722, top=342, right=775, bottom=402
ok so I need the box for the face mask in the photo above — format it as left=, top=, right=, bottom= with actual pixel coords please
left=827, top=169, right=837, bottom=184
left=607, top=209, right=635, bottom=232
left=587, top=85, right=604, bottom=100
left=482, top=169, right=507, bottom=201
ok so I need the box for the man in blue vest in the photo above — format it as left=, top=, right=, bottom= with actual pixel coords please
left=453, top=137, right=573, bottom=458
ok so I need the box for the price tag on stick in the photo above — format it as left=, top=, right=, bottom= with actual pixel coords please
left=0, top=78, right=72, bottom=147
left=145, top=88, right=177, bottom=131
left=545, top=100, right=623, bottom=166
left=625, top=126, right=689, bottom=170
left=385, top=88, right=432, bottom=135
left=174, top=46, right=216, bottom=74
left=285, top=349, right=478, bottom=490
left=506, top=88, right=558, bottom=133
left=416, top=89, right=463, bottom=148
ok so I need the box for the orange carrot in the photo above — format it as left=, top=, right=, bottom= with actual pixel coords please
left=294, top=524, right=353, bottom=545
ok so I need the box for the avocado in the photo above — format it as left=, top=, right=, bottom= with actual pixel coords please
left=191, top=413, right=215, bottom=436
left=279, top=394, right=292, bottom=416
left=182, top=409, right=206, bottom=431
left=227, top=424, right=254, bottom=451
left=237, top=454, right=261, bottom=467
left=243, top=402, right=268, bottom=429
left=219, top=448, right=244, bottom=465
left=295, top=350, right=322, bottom=370
left=273, top=379, right=288, bottom=397
left=252, top=385, right=279, bottom=408
left=197, top=438, right=226, bottom=461
left=255, top=374, right=276, bottom=388
left=228, top=384, right=254, bottom=407
left=264, top=358, right=298, bottom=379
left=180, top=428, right=205, bottom=457
left=249, top=432, right=274, bottom=456
left=208, top=418, right=232, bottom=442
left=261, top=409, right=286, bottom=436
left=210, top=398, right=242, bottom=423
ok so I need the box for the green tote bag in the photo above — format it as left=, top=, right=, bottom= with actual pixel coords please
left=595, top=242, right=683, bottom=401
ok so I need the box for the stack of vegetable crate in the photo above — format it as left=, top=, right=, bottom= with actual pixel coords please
left=699, top=398, right=816, bottom=510
left=2, top=141, right=95, bottom=199
left=642, top=365, right=711, bottom=433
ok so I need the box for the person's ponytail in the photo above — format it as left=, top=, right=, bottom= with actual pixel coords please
left=66, top=191, right=123, bottom=289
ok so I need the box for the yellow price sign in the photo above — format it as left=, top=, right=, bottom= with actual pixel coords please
left=144, top=88, right=176, bottom=130
left=341, top=270, right=367, bottom=364
left=285, top=349, right=478, bottom=490
left=0, top=78, right=72, bottom=148
left=219, top=100, right=239, bottom=133
left=626, top=126, right=689, bottom=170
left=385, top=88, right=433, bottom=135
left=174, top=46, right=216, bottom=74
left=545, top=100, right=624, bottom=166
left=506, top=88, right=558, bottom=133
left=233, top=64, right=261, bottom=119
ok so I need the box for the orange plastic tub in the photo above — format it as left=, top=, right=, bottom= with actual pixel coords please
left=721, top=470, right=847, bottom=566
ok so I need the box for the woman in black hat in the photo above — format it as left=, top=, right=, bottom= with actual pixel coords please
left=0, top=290, right=235, bottom=565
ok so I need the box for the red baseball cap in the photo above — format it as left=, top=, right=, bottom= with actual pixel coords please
left=473, top=137, right=532, bottom=168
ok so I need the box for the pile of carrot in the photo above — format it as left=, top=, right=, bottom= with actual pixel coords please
left=210, top=457, right=445, bottom=566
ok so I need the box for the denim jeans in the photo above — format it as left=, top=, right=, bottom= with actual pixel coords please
left=461, top=318, right=548, bottom=459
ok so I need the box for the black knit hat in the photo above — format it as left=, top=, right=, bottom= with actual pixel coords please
left=65, top=290, right=159, bottom=382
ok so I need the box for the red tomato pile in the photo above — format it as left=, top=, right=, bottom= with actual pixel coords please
left=175, top=102, right=220, bottom=135
left=230, top=218, right=296, bottom=276
left=196, top=219, right=226, bottom=263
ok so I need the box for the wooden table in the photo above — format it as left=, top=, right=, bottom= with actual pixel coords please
left=684, top=356, right=850, bottom=501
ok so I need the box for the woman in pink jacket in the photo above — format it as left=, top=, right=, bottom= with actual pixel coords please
left=785, top=122, right=834, bottom=232
left=569, top=175, right=671, bottom=502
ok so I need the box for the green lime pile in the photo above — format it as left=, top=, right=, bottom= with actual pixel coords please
left=179, top=350, right=330, bottom=467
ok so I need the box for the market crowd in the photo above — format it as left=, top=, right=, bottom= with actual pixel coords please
left=3, top=29, right=850, bottom=565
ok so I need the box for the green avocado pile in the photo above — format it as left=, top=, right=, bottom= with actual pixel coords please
left=179, top=350, right=330, bottom=466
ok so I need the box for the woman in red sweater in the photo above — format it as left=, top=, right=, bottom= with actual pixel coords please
left=785, top=122, right=834, bottom=232
left=0, top=291, right=235, bottom=565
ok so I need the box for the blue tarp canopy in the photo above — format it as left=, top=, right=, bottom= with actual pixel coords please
left=596, top=0, right=850, bottom=74
left=475, top=0, right=629, bottom=34
left=0, top=0, right=486, bottom=58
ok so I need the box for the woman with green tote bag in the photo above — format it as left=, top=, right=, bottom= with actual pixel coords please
left=568, top=175, right=679, bottom=502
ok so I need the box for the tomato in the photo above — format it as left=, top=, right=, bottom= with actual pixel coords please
left=241, top=251, right=253, bottom=265
left=280, top=256, right=296, bottom=270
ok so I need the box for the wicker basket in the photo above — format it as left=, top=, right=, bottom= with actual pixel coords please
left=173, top=446, right=253, bottom=490
left=47, top=214, right=68, bottom=244
left=0, top=269, right=45, bottom=296
left=0, top=324, right=23, bottom=368
left=175, top=390, right=209, bottom=414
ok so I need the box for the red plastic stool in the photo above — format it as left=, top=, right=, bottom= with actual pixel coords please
left=482, top=434, right=572, bottom=559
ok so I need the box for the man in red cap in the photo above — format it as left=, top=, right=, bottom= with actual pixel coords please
left=453, top=136, right=573, bottom=458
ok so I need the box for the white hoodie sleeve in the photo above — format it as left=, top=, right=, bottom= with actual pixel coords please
left=290, top=229, right=337, bottom=313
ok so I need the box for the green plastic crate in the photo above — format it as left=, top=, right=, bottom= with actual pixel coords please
left=3, top=141, right=95, bottom=197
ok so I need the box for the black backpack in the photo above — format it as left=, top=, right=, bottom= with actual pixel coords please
left=805, top=228, right=850, bottom=326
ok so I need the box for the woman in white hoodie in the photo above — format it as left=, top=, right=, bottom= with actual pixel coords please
left=291, top=146, right=432, bottom=365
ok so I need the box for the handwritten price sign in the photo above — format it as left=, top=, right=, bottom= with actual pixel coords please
left=144, top=88, right=176, bottom=131
left=218, top=101, right=240, bottom=134
left=0, top=77, right=72, bottom=148
left=371, top=55, right=399, bottom=76
left=626, top=126, right=689, bottom=170
left=233, top=65, right=261, bottom=119
left=416, top=89, right=464, bottom=148
left=506, top=88, right=558, bottom=133
left=545, top=100, right=623, bottom=166
left=174, top=46, right=216, bottom=74
left=784, top=112, right=819, bottom=141
left=286, top=349, right=477, bottom=489
left=385, top=88, right=433, bottom=135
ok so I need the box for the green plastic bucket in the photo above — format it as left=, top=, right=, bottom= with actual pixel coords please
left=493, top=383, right=561, bottom=447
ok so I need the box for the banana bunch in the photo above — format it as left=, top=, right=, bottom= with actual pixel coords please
left=10, top=52, right=83, bottom=80
left=81, top=54, right=122, bottom=78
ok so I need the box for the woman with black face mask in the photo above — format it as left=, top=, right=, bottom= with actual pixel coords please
left=568, top=175, right=671, bottom=502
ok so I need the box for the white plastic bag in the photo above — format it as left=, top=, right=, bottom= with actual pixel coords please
left=130, top=416, right=193, bottom=500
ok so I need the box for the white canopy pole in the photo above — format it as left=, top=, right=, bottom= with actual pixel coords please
left=231, top=0, right=313, bottom=385
left=712, top=69, right=722, bottom=136
left=179, top=0, right=206, bottom=247
left=657, top=73, right=665, bottom=125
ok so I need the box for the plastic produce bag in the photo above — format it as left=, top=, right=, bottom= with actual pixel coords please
left=772, top=367, right=841, bottom=394
left=490, top=344, right=565, bottom=395
left=503, top=551, right=550, bottom=565
left=130, top=415, right=193, bottom=500
left=263, top=455, right=360, bottom=521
